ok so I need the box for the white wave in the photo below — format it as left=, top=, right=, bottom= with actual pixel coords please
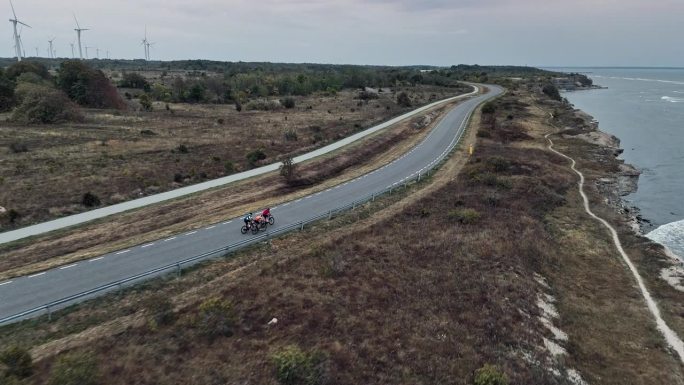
left=591, top=75, right=684, bottom=86
left=662, top=96, right=684, bottom=103
left=647, top=219, right=684, bottom=261
left=674, top=91, right=683, bottom=94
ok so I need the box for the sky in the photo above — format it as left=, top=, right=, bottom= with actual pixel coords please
left=4, top=0, right=684, bottom=67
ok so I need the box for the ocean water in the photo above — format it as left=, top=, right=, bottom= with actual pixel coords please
left=553, top=68, right=684, bottom=259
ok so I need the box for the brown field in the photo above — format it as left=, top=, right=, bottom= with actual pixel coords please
left=2, top=87, right=683, bottom=384
left=0, top=84, right=465, bottom=230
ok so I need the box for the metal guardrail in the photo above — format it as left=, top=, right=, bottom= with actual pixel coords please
left=0, top=105, right=476, bottom=326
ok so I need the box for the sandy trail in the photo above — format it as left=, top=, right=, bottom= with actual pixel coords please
left=545, top=132, right=684, bottom=363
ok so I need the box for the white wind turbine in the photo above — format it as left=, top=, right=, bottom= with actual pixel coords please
left=8, top=0, right=30, bottom=62
left=47, top=36, right=55, bottom=58
left=85, top=45, right=94, bottom=59
left=69, top=41, right=75, bottom=58
left=73, top=14, right=88, bottom=59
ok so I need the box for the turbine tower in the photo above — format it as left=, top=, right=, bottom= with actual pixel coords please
left=146, top=41, right=154, bottom=61
left=47, top=37, right=56, bottom=58
left=73, top=14, right=88, bottom=59
left=141, top=26, right=150, bottom=60
left=95, top=47, right=99, bottom=59
left=85, top=45, right=92, bottom=59
left=8, top=0, right=30, bottom=62
left=69, top=41, right=75, bottom=58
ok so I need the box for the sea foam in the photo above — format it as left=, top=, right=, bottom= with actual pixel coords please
left=648, top=219, right=684, bottom=261
left=662, top=96, right=684, bottom=103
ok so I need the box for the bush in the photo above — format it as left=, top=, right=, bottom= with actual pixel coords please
left=272, top=345, right=325, bottom=385
left=7, top=209, right=20, bottom=224
left=246, top=99, right=281, bottom=111
left=397, top=92, right=412, bottom=107
left=119, top=72, right=150, bottom=89
left=56, top=60, right=125, bottom=109
left=281, top=96, right=296, bottom=109
left=11, top=85, right=84, bottom=124
left=48, top=352, right=99, bottom=385
left=235, top=100, right=242, bottom=112
left=9, top=143, right=28, bottom=153
left=0, top=69, right=15, bottom=112
left=139, top=94, right=153, bottom=111
left=0, top=346, right=33, bottom=378
left=224, top=161, right=235, bottom=174
left=473, top=364, right=508, bottom=385
left=485, top=156, right=511, bottom=173
left=284, top=129, right=298, bottom=141
left=246, top=149, right=267, bottom=167
left=5, top=61, right=50, bottom=81
left=197, top=298, right=236, bottom=338
left=176, top=144, right=189, bottom=154
left=447, top=208, right=481, bottom=224
left=481, top=102, right=496, bottom=114
left=542, top=83, right=561, bottom=101
left=357, top=90, right=379, bottom=100
left=144, top=293, right=175, bottom=327
left=82, top=192, right=101, bottom=207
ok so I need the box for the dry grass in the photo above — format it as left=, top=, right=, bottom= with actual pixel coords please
left=3, top=88, right=683, bottom=385
left=0, top=85, right=462, bottom=230
left=0, top=99, right=462, bottom=280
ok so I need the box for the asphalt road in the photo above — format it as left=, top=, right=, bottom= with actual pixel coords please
left=0, top=84, right=502, bottom=323
left=0, top=87, right=479, bottom=245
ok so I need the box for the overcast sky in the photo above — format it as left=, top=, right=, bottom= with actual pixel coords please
left=5, top=0, right=683, bottom=67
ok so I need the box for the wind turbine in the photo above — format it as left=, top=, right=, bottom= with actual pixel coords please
left=69, top=41, right=75, bottom=58
left=47, top=36, right=56, bottom=58
left=95, top=47, right=99, bottom=59
left=8, top=0, right=30, bottom=61
left=141, top=26, right=150, bottom=60
left=34, top=46, right=38, bottom=57
left=73, top=14, right=88, bottom=59
left=146, top=41, right=154, bottom=61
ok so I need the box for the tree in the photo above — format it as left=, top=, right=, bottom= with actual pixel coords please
left=139, top=94, right=153, bottom=111
left=5, top=60, right=50, bottom=81
left=119, top=72, right=150, bottom=90
left=280, top=157, right=298, bottom=184
left=56, top=60, right=125, bottom=109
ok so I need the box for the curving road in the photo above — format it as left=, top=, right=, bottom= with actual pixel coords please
left=0, top=84, right=502, bottom=324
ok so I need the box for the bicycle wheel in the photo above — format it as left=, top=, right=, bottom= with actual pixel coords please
left=268, top=215, right=275, bottom=225
left=251, top=223, right=260, bottom=234
left=241, top=225, right=248, bottom=234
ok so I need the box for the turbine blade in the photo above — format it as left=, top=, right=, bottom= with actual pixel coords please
left=73, top=13, right=80, bottom=29
left=17, top=21, right=30, bottom=28
left=9, top=0, right=17, bottom=20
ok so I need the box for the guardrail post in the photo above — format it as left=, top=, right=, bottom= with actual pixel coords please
left=118, top=283, right=123, bottom=295
left=328, top=210, right=332, bottom=220
left=352, top=202, right=355, bottom=210
left=47, top=306, right=52, bottom=322
left=389, top=187, right=392, bottom=194
left=371, top=194, right=375, bottom=201
left=176, top=263, right=182, bottom=278
left=417, top=173, right=421, bottom=182
left=300, top=222, right=304, bottom=231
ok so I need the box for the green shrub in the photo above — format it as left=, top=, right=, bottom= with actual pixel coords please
left=447, top=208, right=481, bottom=224
left=272, top=345, right=325, bottom=385
left=0, top=346, right=33, bottom=378
left=284, top=129, right=298, bottom=141
left=5, top=61, right=50, bottom=81
left=9, top=143, right=28, bottom=153
left=246, top=99, right=281, bottom=111
left=280, top=157, right=298, bottom=185
left=485, top=156, right=511, bottom=173
left=246, top=149, right=267, bottom=167
left=11, top=85, right=84, bottom=124
left=56, top=60, right=125, bottom=109
left=82, top=192, right=101, bottom=207
left=176, top=144, right=189, bottom=154
left=48, top=352, right=99, bottom=385
left=224, top=161, right=236, bottom=174
left=542, top=83, right=561, bottom=101
left=473, top=364, right=508, bottom=385
left=139, top=94, right=153, bottom=111
left=119, top=72, right=150, bottom=89
left=197, top=298, right=236, bottom=338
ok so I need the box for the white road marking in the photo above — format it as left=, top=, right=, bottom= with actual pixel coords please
left=116, top=250, right=131, bottom=255
left=295, top=199, right=302, bottom=202
left=282, top=202, right=290, bottom=206
left=29, top=272, right=46, bottom=278
left=272, top=206, right=278, bottom=210
left=185, top=231, right=197, bottom=236
left=60, top=264, right=78, bottom=270
left=141, top=243, right=155, bottom=248
left=205, top=226, right=216, bottom=230
left=89, top=256, right=104, bottom=262
left=163, top=237, right=176, bottom=242
left=0, top=281, right=12, bottom=286
left=223, top=221, right=232, bottom=225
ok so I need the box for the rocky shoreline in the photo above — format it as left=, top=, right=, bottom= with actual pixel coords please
left=557, top=107, right=646, bottom=233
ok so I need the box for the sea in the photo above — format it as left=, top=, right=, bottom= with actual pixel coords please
left=552, top=67, right=684, bottom=260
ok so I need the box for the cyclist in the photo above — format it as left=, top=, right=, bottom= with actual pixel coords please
left=243, top=212, right=253, bottom=228
left=262, top=207, right=271, bottom=221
